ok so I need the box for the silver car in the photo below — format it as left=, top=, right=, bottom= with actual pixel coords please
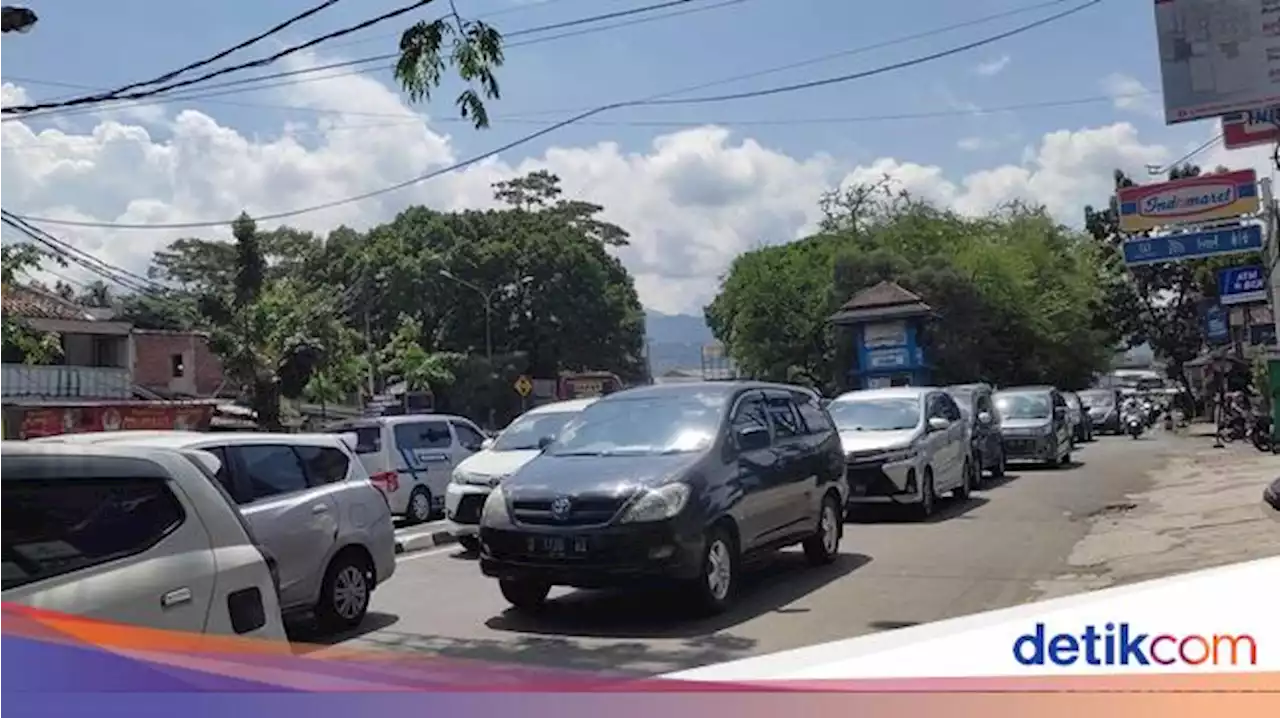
left=829, top=387, right=972, bottom=519
left=34, top=431, right=397, bottom=631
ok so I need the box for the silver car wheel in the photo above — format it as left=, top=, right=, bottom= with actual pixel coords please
left=332, top=565, right=368, bottom=620
left=821, top=502, right=839, bottom=554
left=706, top=539, right=733, bottom=601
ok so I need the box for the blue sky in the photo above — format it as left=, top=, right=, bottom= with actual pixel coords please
left=2, top=0, right=1260, bottom=316
left=2, top=0, right=1197, bottom=168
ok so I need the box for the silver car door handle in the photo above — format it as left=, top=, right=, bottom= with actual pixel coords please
left=311, top=504, right=330, bottom=514
left=161, top=587, right=192, bottom=608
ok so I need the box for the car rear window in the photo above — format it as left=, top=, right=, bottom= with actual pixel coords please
left=2, top=477, right=185, bottom=591
left=330, top=426, right=381, bottom=454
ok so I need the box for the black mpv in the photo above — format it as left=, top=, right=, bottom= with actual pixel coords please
left=478, top=382, right=849, bottom=614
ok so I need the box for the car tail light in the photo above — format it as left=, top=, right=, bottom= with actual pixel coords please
left=370, top=471, right=400, bottom=495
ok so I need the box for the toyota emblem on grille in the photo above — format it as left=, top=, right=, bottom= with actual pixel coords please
left=550, top=496, right=572, bottom=520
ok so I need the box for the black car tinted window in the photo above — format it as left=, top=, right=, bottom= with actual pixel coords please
left=451, top=421, right=486, bottom=448
left=201, top=445, right=237, bottom=496
left=2, top=477, right=185, bottom=590
left=395, top=421, right=453, bottom=451
left=329, top=425, right=381, bottom=454
left=765, top=395, right=803, bottom=439
left=795, top=395, right=834, bottom=434
left=731, top=394, right=771, bottom=437
left=232, top=445, right=310, bottom=501
left=294, top=445, right=350, bottom=485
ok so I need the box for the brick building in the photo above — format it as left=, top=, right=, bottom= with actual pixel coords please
left=131, top=329, right=225, bottom=398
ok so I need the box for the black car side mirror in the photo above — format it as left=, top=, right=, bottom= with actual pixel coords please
left=736, top=425, right=770, bottom=452
left=537, top=435, right=554, bottom=450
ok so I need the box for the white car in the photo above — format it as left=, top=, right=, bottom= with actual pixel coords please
left=34, top=431, right=397, bottom=631
left=2, top=441, right=288, bottom=642
left=827, top=386, right=972, bottom=519
left=327, top=414, right=487, bottom=524
left=445, top=398, right=597, bottom=551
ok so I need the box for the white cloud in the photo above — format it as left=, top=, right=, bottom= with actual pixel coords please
left=1101, top=72, right=1163, bottom=119
left=974, top=55, right=1011, bottom=77
left=3, top=55, right=1274, bottom=317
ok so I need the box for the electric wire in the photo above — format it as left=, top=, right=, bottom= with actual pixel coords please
left=6, top=0, right=1106, bottom=230
left=1, top=90, right=1158, bottom=152
left=2, top=0, right=436, bottom=115
left=2, top=0, right=750, bottom=122
left=59, top=1, right=347, bottom=105
left=5, top=0, right=1053, bottom=123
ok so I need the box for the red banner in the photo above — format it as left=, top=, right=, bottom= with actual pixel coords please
left=18, top=403, right=216, bottom=439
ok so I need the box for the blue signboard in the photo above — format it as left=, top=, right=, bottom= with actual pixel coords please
left=865, top=347, right=910, bottom=369
left=1122, top=224, right=1263, bottom=266
left=1204, top=305, right=1230, bottom=345
left=1251, top=323, right=1277, bottom=347
left=1218, top=265, right=1268, bottom=305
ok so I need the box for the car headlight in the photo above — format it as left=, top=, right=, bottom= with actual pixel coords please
left=481, top=485, right=509, bottom=524
left=619, top=483, right=691, bottom=523
left=1039, top=424, right=1055, bottom=436
left=452, top=470, right=479, bottom=485
left=878, top=447, right=918, bottom=463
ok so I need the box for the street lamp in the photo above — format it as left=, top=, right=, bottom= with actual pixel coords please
left=438, top=269, right=534, bottom=426
left=1, top=6, right=38, bottom=33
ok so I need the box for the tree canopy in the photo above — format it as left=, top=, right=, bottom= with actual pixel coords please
left=706, top=180, right=1115, bottom=393
left=103, top=171, right=645, bottom=427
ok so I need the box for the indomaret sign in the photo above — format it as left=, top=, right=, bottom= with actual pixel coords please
left=1115, top=169, right=1259, bottom=233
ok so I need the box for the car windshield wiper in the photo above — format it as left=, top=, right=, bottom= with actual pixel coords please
left=551, top=450, right=607, bottom=457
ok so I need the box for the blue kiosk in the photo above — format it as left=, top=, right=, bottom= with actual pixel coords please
left=829, top=280, right=933, bottom=390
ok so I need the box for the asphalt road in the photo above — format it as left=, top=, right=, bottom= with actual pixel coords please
left=298, top=432, right=1180, bottom=676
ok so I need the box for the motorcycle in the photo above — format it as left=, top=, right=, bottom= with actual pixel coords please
left=1125, top=412, right=1144, bottom=439
left=1249, top=414, right=1275, bottom=453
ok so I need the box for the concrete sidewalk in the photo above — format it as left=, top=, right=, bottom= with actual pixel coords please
left=1034, top=436, right=1279, bottom=599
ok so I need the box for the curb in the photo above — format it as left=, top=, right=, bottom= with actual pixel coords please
left=394, top=529, right=458, bottom=555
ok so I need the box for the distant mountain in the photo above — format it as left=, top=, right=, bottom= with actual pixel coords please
left=644, top=309, right=715, bottom=376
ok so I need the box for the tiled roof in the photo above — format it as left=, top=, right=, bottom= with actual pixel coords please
left=829, top=280, right=932, bottom=325
left=839, top=280, right=926, bottom=311
left=1, top=284, right=97, bottom=321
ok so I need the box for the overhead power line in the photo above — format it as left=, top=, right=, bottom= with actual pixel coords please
left=55, top=1, right=347, bottom=108
left=3, top=0, right=749, bottom=122
left=3, top=0, right=1067, bottom=126
left=1, top=212, right=167, bottom=295
left=7, top=0, right=1105, bottom=231
left=2, top=0, right=435, bottom=116
left=1, top=90, right=1157, bottom=152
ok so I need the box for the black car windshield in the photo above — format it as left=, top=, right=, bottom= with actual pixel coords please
left=996, top=393, right=1052, bottom=420
left=546, top=393, right=725, bottom=456
left=492, top=411, right=579, bottom=451
left=828, top=397, right=921, bottom=431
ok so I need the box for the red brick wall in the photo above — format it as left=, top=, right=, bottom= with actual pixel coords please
left=132, top=331, right=225, bottom=397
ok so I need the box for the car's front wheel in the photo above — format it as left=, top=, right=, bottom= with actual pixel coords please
left=689, top=525, right=739, bottom=614
left=499, top=579, right=550, bottom=611
left=405, top=486, right=433, bottom=524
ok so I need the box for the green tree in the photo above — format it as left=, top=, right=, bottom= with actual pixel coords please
left=395, top=4, right=504, bottom=129
left=76, top=280, right=113, bottom=308
left=1, top=244, right=65, bottom=363
left=707, top=184, right=1113, bottom=391
left=198, top=214, right=349, bottom=430
left=379, top=313, right=461, bottom=392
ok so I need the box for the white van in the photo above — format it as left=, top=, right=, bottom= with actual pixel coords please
left=328, top=414, right=487, bottom=524
left=445, top=398, right=597, bottom=550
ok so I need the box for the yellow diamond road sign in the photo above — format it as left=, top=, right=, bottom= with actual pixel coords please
left=513, top=375, right=533, bottom=397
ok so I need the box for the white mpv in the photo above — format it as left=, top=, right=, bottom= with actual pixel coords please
left=36, top=431, right=397, bottom=631
left=828, top=387, right=973, bottom=519
left=328, top=414, right=487, bottom=525
left=2, top=441, right=289, bottom=642
left=445, top=398, right=597, bottom=550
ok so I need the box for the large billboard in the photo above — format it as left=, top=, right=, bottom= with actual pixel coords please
left=1115, top=169, right=1259, bottom=232
left=1154, top=0, right=1280, bottom=124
